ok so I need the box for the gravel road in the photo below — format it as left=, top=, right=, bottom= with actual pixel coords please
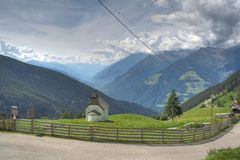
left=1, top=123, right=240, bottom=160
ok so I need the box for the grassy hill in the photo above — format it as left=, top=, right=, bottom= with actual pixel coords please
left=182, top=69, right=240, bottom=111
left=0, top=55, right=155, bottom=118
left=45, top=93, right=232, bottom=128
left=43, top=78, right=239, bottom=128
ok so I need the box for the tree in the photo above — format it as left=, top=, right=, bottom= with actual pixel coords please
left=61, top=111, right=74, bottom=119
left=164, top=90, right=182, bottom=121
left=75, top=112, right=85, bottom=118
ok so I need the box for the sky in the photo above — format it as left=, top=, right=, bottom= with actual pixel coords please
left=0, top=0, right=240, bottom=64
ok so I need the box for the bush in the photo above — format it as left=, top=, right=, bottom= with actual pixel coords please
left=151, top=113, right=168, bottom=121
left=75, top=112, right=85, bottom=118
left=159, top=114, right=168, bottom=121
left=184, top=122, right=206, bottom=129
left=151, top=114, right=160, bottom=120
left=61, top=111, right=74, bottom=119
left=230, top=95, right=235, bottom=100
left=215, top=100, right=225, bottom=107
left=200, top=103, right=207, bottom=108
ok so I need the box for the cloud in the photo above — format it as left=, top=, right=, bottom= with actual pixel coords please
left=104, top=0, right=240, bottom=54
left=152, top=0, right=169, bottom=7
left=152, top=0, right=240, bottom=47
left=0, top=40, right=120, bottom=65
left=0, top=0, right=240, bottom=63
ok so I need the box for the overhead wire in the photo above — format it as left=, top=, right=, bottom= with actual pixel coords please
left=97, top=0, right=176, bottom=67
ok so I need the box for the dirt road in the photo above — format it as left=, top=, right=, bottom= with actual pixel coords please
left=1, top=123, right=240, bottom=160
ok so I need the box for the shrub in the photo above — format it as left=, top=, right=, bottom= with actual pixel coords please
left=215, top=100, right=225, bottom=107
left=61, top=111, right=74, bottom=119
left=151, top=114, right=160, bottom=120
left=76, top=112, right=85, bottom=118
left=230, top=95, right=235, bottom=100
left=184, top=122, right=206, bottom=129
left=200, top=103, right=207, bottom=108
left=159, top=114, right=168, bottom=121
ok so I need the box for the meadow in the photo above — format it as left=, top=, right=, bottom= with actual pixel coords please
left=38, top=90, right=233, bottom=129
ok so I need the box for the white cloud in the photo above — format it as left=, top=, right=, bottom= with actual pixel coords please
left=102, top=0, right=240, bottom=55
left=0, top=40, right=120, bottom=65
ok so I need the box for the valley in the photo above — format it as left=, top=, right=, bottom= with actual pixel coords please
left=0, top=55, right=155, bottom=118
left=1, top=1, right=240, bottom=160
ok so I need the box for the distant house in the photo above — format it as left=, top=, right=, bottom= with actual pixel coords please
left=85, top=91, right=109, bottom=122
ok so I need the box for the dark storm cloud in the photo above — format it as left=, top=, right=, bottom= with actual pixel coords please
left=194, top=0, right=240, bottom=45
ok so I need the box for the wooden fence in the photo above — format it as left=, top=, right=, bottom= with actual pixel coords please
left=0, top=119, right=12, bottom=131
left=0, top=119, right=234, bottom=144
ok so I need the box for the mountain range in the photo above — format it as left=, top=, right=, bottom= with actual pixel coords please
left=2, top=40, right=240, bottom=113
left=27, top=60, right=104, bottom=85
left=91, top=53, right=148, bottom=89
left=100, top=47, right=240, bottom=111
left=0, top=55, right=155, bottom=118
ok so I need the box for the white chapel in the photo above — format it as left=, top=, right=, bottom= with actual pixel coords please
left=85, top=91, right=109, bottom=122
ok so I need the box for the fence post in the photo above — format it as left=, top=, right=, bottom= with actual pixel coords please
left=162, top=130, right=164, bottom=144
left=9, top=119, right=11, bottom=131
left=68, top=125, right=71, bottom=137
left=50, top=123, right=54, bottom=135
left=140, top=129, right=143, bottom=142
left=215, top=124, right=218, bottom=134
left=3, top=119, right=6, bottom=130
left=211, top=126, right=214, bottom=136
left=219, top=122, right=222, bottom=131
left=11, top=118, right=16, bottom=131
left=181, top=130, right=184, bottom=143
left=192, top=129, right=196, bottom=142
left=89, top=126, right=93, bottom=141
left=116, top=128, right=119, bottom=142
left=30, top=119, right=34, bottom=133
left=217, top=123, right=221, bottom=133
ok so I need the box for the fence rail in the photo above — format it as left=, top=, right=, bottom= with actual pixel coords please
left=0, top=119, right=234, bottom=144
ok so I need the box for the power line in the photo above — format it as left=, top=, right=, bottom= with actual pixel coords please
left=101, top=0, right=175, bottom=63
left=97, top=0, right=174, bottom=66
left=102, top=0, right=130, bottom=24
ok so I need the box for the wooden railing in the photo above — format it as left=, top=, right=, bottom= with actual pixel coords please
left=0, top=119, right=234, bottom=144
left=0, top=119, right=12, bottom=131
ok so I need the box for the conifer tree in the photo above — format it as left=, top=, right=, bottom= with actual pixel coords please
left=164, top=90, right=182, bottom=121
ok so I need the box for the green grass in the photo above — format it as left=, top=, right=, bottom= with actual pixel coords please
left=177, top=91, right=233, bottom=123
left=39, top=105, right=228, bottom=129
left=37, top=89, right=234, bottom=129
left=205, top=147, right=240, bottom=160
left=41, top=114, right=182, bottom=128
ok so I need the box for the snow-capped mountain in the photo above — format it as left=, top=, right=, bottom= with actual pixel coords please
left=0, top=40, right=130, bottom=65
